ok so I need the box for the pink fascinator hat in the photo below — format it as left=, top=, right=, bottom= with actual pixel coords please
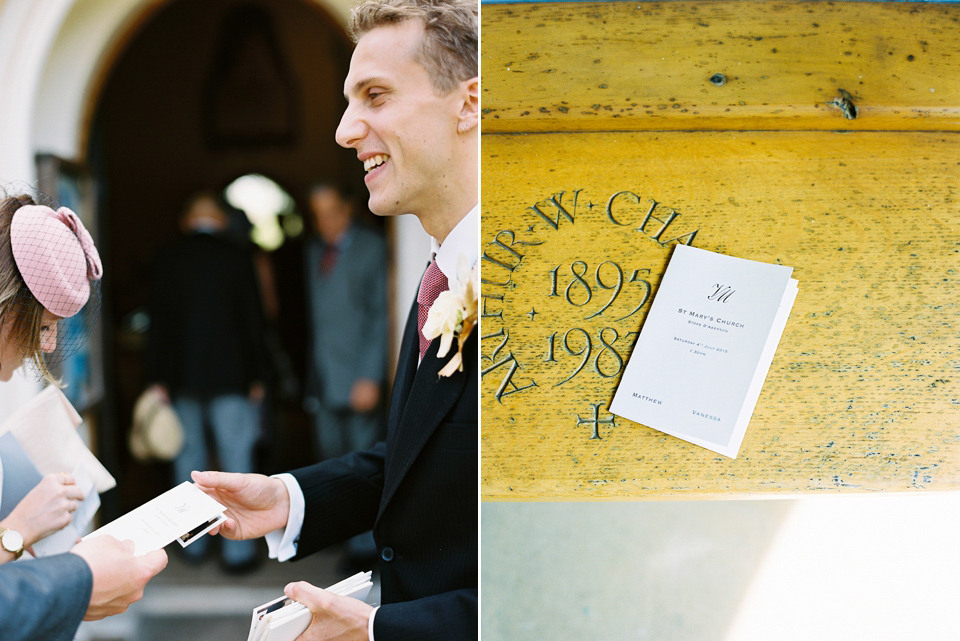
left=11, top=205, right=103, bottom=318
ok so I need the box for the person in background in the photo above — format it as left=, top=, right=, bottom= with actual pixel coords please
left=303, top=182, right=387, bottom=462
left=0, top=189, right=167, bottom=641
left=303, top=181, right=387, bottom=572
left=145, top=190, right=266, bottom=573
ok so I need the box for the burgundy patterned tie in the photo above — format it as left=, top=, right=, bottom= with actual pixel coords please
left=417, top=257, right=448, bottom=359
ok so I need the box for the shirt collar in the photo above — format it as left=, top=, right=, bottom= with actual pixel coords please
left=431, top=204, right=478, bottom=282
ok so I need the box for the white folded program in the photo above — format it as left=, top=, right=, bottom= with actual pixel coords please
left=247, top=571, right=374, bottom=641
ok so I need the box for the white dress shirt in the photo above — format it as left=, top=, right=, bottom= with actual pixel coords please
left=264, top=204, right=479, bottom=640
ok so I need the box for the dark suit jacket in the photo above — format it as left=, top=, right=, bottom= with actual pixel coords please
left=305, top=225, right=388, bottom=408
left=0, top=553, right=92, bottom=641
left=147, top=232, right=266, bottom=397
left=290, top=292, right=477, bottom=641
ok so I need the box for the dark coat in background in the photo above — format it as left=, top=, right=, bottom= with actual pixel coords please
left=147, top=232, right=266, bottom=397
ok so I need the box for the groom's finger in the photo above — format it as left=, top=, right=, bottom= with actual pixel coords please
left=191, top=470, right=244, bottom=491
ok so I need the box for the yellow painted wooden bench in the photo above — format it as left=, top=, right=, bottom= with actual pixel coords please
left=480, top=1, right=960, bottom=499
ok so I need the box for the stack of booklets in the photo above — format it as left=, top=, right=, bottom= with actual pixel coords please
left=611, top=245, right=798, bottom=458
left=247, top=571, right=374, bottom=641
left=0, top=385, right=115, bottom=555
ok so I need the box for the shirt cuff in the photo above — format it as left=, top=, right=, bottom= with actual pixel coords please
left=368, top=605, right=380, bottom=641
left=264, top=473, right=305, bottom=562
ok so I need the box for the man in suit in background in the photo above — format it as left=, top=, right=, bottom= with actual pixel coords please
left=303, top=182, right=387, bottom=462
left=146, top=191, right=267, bottom=572
left=193, top=0, right=478, bottom=639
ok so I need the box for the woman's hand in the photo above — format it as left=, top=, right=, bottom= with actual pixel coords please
left=1, top=472, right=85, bottom=546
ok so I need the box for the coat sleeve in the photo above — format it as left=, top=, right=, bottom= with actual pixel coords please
left=373, top=588, right=477, bottom=641
left=289, top=442, right=386, bottom=559
left=0, top=554, right=93, bottom=641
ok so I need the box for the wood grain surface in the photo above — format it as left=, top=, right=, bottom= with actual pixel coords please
left=481, top=2, right=960, bottom=132
left=480, top=2, right=960, bottom=499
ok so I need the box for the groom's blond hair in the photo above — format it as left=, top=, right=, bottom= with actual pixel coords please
left=349, top=0, right=478, bottom=94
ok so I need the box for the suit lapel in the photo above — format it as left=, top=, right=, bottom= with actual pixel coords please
left=378, top=297, right=467, bottom=521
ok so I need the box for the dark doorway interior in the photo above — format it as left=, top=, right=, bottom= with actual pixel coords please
left=89, top=0, right=369, bottom=517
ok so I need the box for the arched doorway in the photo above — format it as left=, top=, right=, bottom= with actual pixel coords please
left=88, top=0, right=368, bottom=514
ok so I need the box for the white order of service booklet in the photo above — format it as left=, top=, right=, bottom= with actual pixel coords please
left=610, top=244, right=798, bottom=458
left=83, top=481, right=227, bottom=556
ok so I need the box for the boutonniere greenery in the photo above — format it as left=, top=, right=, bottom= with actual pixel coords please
left=422, top=254, right=478, bottom=377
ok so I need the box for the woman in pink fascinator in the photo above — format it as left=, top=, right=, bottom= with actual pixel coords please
left=0, top=189, right=103, bottom=560
left=0, top=188, right=167, bottom=641
left=0, top=190, right=102, bottom=383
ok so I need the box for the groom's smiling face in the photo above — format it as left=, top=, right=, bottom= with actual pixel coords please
left=336, top=19, right=464, bottom=219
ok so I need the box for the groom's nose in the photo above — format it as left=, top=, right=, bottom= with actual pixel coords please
left=336, top=103, right=364, bottom=149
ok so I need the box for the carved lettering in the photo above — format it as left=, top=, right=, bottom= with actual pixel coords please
left=481, top=230, right=532, bottom=287
left=565, top=261, right=592, bottom=306
left=549, top=261, right=651, bottom=321
left=490, top=230, right=525, bottom=261
left=550, top=327, right=625, bottom=385
left=545, top=332, right=557, bottom=362
left=554, top=328, right=591, bottom=386
left=548, top=266, right=560, bottom=297
left=526, top=190, right=582, bottom=230
left=606, top=190, right=641, bottom=226
left=481, top=327, right=509, bottom=362
left=481, top=352, right=538, bottom=403
left=594, top=327, right=624, bottom=378
left=637, top=202, right=680, bottom=242
left=586, top=260, right=623, bottom=320
left=657, top=228, right=698, bottom=247
left=481, top=293, right=505, bottom=320
left=614, top=269, right=652, bottom=322
left=607, top=191, right=699, bottom=247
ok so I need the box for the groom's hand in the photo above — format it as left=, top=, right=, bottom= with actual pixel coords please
left=284, top=581, right=373, bottom=641
left=190, top=471, right=290, bottom=540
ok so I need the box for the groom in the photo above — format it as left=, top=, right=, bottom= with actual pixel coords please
left=193, top=1, right=478, bottom=640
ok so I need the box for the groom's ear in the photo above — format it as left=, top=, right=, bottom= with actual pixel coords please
left=456, top=77, right=479, bottom=134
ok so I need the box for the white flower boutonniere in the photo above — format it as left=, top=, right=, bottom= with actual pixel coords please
left=422, top=254, right=478, bottom=377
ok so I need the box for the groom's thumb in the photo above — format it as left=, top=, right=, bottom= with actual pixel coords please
left=285, top=581, right=325, bottom=610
